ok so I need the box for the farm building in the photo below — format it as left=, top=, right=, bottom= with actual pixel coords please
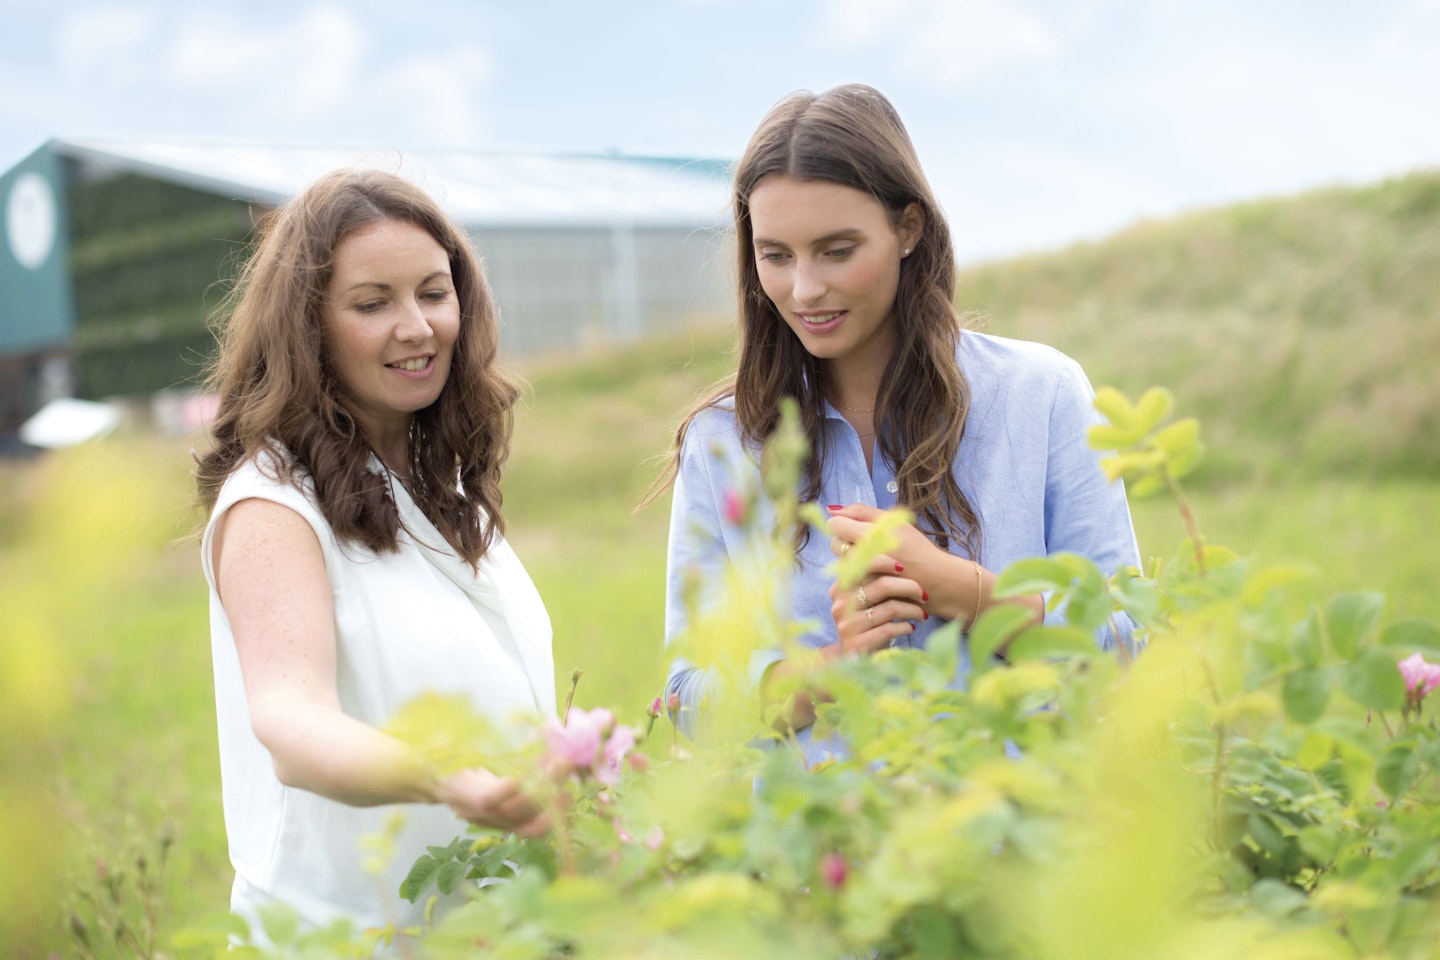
left=0, top=138, right=733, bottom=434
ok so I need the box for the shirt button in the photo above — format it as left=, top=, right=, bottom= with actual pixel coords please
left=886, top=480, right=898, bottom=494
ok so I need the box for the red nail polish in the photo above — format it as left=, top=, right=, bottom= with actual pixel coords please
left=894, top=562, right=904, bottom=573
left=922, top=611, right=929, bottom=621
left=827, top=504, right=844, bottom=511
left=921, top=590, right=929, bottom=602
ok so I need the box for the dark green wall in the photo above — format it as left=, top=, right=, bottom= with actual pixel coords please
left=67, top=172, right=254, bottom=398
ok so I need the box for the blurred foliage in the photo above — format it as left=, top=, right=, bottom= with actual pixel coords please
left=962, top=167, right=1440, bottom=481
left=200, top=388, right=1440, bottom=959
left=0, top=437, right=210, bottom=958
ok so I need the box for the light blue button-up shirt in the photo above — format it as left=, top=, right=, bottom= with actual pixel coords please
left=664, top=331, right=1142, bottom=760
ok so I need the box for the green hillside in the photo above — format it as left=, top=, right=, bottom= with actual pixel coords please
left=958, top=168, right=1440, bottom=481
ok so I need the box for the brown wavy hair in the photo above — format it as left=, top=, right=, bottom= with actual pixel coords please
left=195, top=167, right=518, bottom=567
left=655, top=84, right=979, bottom=557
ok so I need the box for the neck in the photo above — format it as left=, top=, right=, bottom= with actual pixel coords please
left=825, top=350, right=891, bottom=414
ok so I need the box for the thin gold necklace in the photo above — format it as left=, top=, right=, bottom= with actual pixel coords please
left=831, top=399, right=876, bottom=414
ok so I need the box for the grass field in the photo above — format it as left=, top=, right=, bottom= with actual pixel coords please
left=5, top=324, right=1436, bottom=958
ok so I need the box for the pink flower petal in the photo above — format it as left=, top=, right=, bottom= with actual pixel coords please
left=596, top=724, right=638, bottom=786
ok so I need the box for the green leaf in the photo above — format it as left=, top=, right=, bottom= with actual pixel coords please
left=1005, top=626, right=1097, bottom=662
left=1326, top=591, right=1385, bottom=659
left=1109, top=569, right=1159, bottom=624
left=908, top=907, right=963, bottom=957
left=1292, top=607, right=1324, bottom=668
left=1338, top=648, right=1405, bottom=712
left=968, top=605, right=1035, bottom=672
left=1132, top=387, right=1175, bottom=434
left=1379, top=619, right=1440, bottom=657
left=1087, top=423, right=1143, bottom=451
left=993, top=557, right=1073, bottom=598
left=257, top=904, right=300, bottom=946
left=1247, top=812, right=1287, bottom=856
left=1152, top=417, right=1202, bottom=479
left=1281, top=667, right=1331, bottom=723
left=399, top=854, right=442, bottom=902
left=927, top=619, right=961, bottom=678
left=1297, top=824, right=1342, bottom=864
left=435, top=859, right=466, bottom=896
left=1249, top=878, right=1307, bottom=918
left=1376, top=741, right=1418, bottom=800
left=1092, top=386, right=1137, bottom=431
left=1064, top=587, right=1113, bottom=632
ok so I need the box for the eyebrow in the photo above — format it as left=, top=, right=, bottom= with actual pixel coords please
left=752, top=228, right=864, bottom=248
left=339, top=271, right=452, bottom=295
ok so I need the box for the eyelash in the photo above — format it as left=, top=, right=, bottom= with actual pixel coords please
left=758, top=247, right=855, bottom=265
left=352, top=289, right=452, bottom=314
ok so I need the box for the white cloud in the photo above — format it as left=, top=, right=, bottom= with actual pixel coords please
left=54, top=5, right=154, bottom=88
left=812, top=0, right=1060, bottom=87
left=164, top=4, right=367, bottom=117
left=366, top=44, right=494, bottom=146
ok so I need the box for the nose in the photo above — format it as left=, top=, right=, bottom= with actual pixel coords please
left=792, top=258, right=827, bottom=306
left=394, top=297, right=434, bottom=342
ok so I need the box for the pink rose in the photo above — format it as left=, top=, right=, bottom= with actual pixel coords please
left=819, top=852, right=847, bottom=890
left=722, top=488, right=748, bottom=526
left=647, top=696, right=663, bottom=718
left=1399, top=653, right=1440, bottom=701
left=543, top=707, right=614, bottom=771
left=596, top=724, right=638, bottom=786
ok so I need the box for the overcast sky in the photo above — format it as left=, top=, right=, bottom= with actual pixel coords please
left=3, top=0, right=1438, bottom=262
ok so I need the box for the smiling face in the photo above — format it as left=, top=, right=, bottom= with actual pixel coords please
left=748, top=175, right=921, bottom=375
left=321, top=218, right=460, bottom=458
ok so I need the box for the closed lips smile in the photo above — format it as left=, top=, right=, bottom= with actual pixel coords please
left=387, top=356, right=432, bottom=371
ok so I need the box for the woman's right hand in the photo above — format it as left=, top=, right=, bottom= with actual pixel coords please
left=826, top=571, right=927, bottom=656
left=435, top=768, right=551, bottom=838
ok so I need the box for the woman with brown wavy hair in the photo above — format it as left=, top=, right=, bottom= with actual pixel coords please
left=660, top=85, right=1140, bottom=758
left=195, top=169, right=555, bottom=937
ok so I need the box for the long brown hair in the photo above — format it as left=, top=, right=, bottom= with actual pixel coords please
left=195, top=168, right=518, bottom=567
left=657, top=84, right=979, bottom=557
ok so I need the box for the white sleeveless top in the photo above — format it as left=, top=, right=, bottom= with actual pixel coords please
left=201, top=452, right=555, bottom=937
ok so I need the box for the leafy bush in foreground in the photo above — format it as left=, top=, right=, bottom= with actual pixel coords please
left=195, top=389, right=1440, bottom=959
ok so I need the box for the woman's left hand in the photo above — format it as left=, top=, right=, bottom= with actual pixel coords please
left=827, top=503, right=1018, bottom=627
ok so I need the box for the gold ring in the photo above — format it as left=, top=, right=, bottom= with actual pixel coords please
left=857, top=586, right=869, bottom=608
left=839, top=541, right=851, bottom=557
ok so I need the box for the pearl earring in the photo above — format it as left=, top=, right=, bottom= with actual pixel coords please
left=902, top=248, right=911, bottom=257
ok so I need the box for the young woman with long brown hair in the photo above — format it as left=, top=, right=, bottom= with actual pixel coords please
left=196, top=169, right=555, bottom=936
left=660, top=85, right=1140, bottom=761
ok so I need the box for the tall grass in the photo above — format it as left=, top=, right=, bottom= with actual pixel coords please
left=961, top=167, right=1440, bottom=481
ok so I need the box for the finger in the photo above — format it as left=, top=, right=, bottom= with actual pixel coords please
left=826, top=515, right=873, bottom=543
left=829, top=535, right=855, bottom=559
left=857, top=574, right=926, bottom=605
left=827, top=503, right=886, bottom=522
left=846, top=619, right=917, bottom=655
left=512, top=811, right=551, bottom=838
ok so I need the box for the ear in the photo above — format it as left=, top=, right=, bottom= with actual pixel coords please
left=897, top=202, right=924, bottom=255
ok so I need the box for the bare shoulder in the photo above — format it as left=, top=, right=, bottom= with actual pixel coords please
left=212, top=497, right=325, bottom=596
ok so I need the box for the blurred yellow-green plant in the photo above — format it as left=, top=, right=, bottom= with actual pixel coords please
left=12, top=320, right=1439, bottom=957
left=201, top=386, right=1440, bottom=959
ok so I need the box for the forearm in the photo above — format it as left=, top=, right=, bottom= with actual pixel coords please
left=251, top=694, right=440, bottom=807
left=925, top=552, right=1043, bottom=628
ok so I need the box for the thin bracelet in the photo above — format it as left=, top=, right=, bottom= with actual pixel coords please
left=971, top=560, right=983, bottom=627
